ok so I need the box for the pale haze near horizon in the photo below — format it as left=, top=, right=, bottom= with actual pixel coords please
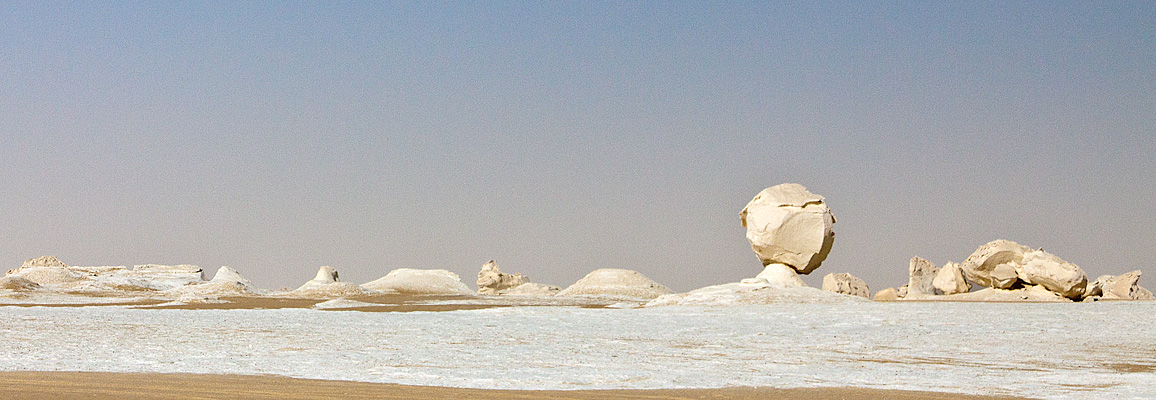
left=2, top=2, right=1154, bottom=292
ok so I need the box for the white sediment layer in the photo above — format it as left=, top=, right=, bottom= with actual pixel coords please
left=0, top=302, right=1153, bottom=398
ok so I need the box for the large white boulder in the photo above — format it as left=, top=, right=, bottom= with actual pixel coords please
left=754, top=263, right=807, bottom=288
left=739, top=184, right=835, bottom=275
left=933, top=262, right=971, bottom=295
left=361, top=268, right=474, bottom=295
left=821, top=272, right=869, bottom=298
left=476, top=260, right=531, bottom=295
left=558, top=269, right=672, bottom=299
left=906, top=257, right=940, bottom=297
left=1019, top=250, right=1087, bottom=299
left=960, top=240, right=1032, bottom=288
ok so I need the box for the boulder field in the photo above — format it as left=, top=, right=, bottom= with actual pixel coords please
left=875, top=239, right=1151, bottom=302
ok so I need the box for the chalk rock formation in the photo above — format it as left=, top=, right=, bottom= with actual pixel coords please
left=990, top=263, right=1019, bottom=290
left=1097, top=271, right=1154, bottom=300
left=7, top=265, right=85, bottom=285
left=933, top=262, right=971, bottom=295
left=558, top=269, right=672, bottom=299
left=476, top=260, right=531, bottom=295
left=296, top=266, right=340, bottom=291
left=961, top=240, right=1032, bottom=288
left=754, top=263, right=807, bottom=288
left=873, top=287, right=899, bottom=301
left=286, top=266, right=367, bottom=298
left=821, top=272, right=869, bottom=298
left=740, top=183, right=835, bottom=275
left=646, top=279, right=864, bottom=307
left=166, top=266, right=261, bottom=298
left=0, top=276, right=40, bottom=291
left=361, top=268, right=474, bottom=295
left=1019, top=250, right=1087, bottom=299
left=907, top=257, right=940, bottom=297
left=897, top=284, right=908, bottom=298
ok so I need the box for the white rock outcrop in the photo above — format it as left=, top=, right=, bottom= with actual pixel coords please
left=907, top=257, right=940, bottom=297
left=821, top=272, right=869, bottom=298
left=361, top=268, right=474, bottom=296
left=558, top=269, right=672, bottom=299
left=739, top=183, right=835, bottom=275
left=21, top=255, right=69, bottom=268
left=1098, top=271, right=1154, bottom=300
left=296, top=266, right=340, bottom=291
left=474, top=260, right=558, bottom=295
left=646, top=279, right=864, bottom=307
left=1018, top=250, right=1087, bottom=299
left=933, top=262, right=971, bottom=295
left=960, top=240, right=1032, bottom=288
left=284, top=266, right=368, bottom=298
left=754, top=263, right=807, bottom=288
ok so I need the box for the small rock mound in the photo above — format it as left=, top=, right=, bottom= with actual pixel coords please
left=821, top=272, right=869, bottom=298
left=557, top=269, right=672, bottom=299
left=286, top=266, right=367, bottom=298
left=361, top=268, right=474, bottom=295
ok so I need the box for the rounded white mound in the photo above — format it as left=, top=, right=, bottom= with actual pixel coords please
left=646, top=279, right=867, bottom=307
left=557, top=269, right=673, bottom=300
left=360, top=268, right=474, bottom=295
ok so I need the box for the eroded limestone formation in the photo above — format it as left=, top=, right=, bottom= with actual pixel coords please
left=475, top=260, right=559, bottom=295
left=361, top=268, right=474, bottom=296
left=557, top=269, right=672, bottom=299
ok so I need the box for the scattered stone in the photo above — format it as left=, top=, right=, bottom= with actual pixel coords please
left=739, top=183, right=835, bottom=275
left=960, top=240, right=1032, bottom=288
left=897, top=284, right=908, bottom=298
left=558, top=269, right=673, bottom=299
left=645, top=280, right=865, bottom=307
left=907, top=257, right=940, bottom=297
left=933, top=262, right=971, bottom=295
left=1019, top=250, right=1087, bottom=299
left=821, top=272, right=869, bottom=298
left=498, top=282, right=561, bottom=295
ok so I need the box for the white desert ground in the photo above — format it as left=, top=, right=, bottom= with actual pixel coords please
left=2, top=184, right=1153, bottom=399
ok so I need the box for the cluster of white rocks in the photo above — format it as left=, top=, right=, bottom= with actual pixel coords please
left=874, top=239, right=1153, bottom=302
left=8, top=183, right=1146, bottom=307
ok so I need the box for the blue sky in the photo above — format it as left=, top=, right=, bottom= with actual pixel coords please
left=2, top=1, right=1154, bottom=291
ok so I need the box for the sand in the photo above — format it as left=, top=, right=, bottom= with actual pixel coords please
left=0, top=372, right=1029, bottom=400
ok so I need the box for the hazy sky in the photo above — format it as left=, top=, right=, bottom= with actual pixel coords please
left=2, top=2, right=1154, bottom=292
